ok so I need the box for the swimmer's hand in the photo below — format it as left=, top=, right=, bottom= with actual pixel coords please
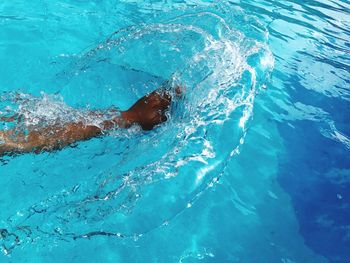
left=119, top=89, right=172, bottom=131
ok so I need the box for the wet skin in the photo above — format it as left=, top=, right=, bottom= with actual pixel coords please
left=0, top=89, right=175, bottom=156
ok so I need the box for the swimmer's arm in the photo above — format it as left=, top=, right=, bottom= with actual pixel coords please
left=0, top=111, right=137, bottom=155
left=0, top=87, right=176, bottom=156
left=42, top=110, right=136, bottom=150
left=0, top=123, right=101, bottom=155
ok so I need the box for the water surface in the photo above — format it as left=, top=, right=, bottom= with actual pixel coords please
left=0, top=1, right=349, bottom=262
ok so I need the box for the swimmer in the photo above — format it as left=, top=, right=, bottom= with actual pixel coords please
left=0, top=87, right=181, bottom=156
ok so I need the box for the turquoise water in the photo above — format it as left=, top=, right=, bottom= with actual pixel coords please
left=0, top=0, right=349, bottom=262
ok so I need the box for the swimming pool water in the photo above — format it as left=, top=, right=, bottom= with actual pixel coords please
left=0, top=1, right=349, bottom=262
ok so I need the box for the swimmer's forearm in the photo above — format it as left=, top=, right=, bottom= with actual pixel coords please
left=0, top=85, right=174, bottom=156
left=0, top=111, right=135, bottom=156
left=28, top=111, right=136, bottom=152
left=0, top=123, right=102, bottom=155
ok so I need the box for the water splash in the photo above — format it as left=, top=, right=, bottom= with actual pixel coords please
left=0, top=10, right=273, bottom=254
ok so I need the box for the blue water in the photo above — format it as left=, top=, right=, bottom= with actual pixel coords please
left=0, top=1, right=349, bottom=262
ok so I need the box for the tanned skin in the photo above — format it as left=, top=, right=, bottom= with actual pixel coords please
left=0, top=89, right=176, bottom=156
